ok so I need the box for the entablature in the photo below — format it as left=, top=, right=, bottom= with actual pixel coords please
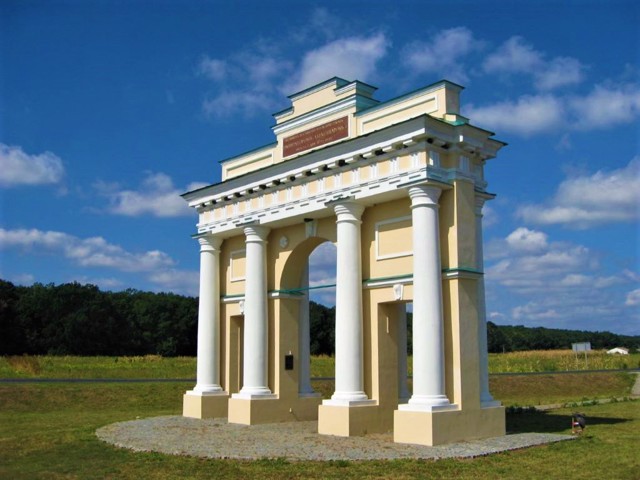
left=184, top=114, right=503, bottom=238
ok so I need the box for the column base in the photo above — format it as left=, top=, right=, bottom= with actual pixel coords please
left=227, top=394, right=323, bottom=424
left=394, top=404, right=505, bottom=446
left=228, top=395, right=278, bottom=425
left=322, top=397, right=376, bottom=407
left=182, top=390, right=229, bottom=419
left=318, top=402, right=380, bottom=437
left=398, top=402, right=458, bottom=413
left=405, top=393, right=453, bottom=409
left=231, top=392, right=278, bottom=400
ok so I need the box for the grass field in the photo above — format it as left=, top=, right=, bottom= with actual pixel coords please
left=0, top=380, right=638, bottom=479
left=0, top=354, right=638, bottom=479
left=488, top=350, right=640, bottom=373
left=1, top=350, right=638, bottom=379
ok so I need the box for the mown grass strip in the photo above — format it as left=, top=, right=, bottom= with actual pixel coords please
left=0, top=382, right=638, bottom=479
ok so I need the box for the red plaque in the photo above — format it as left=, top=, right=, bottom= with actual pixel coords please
left=283, top=116, right=349, bottom=157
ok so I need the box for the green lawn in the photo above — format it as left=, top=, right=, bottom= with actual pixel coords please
left=1, top=374, right=638, bottom=479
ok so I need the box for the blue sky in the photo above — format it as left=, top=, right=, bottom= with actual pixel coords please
left=1, top=1, right=638, bottom=335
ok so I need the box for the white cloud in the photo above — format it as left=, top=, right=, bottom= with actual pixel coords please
left=626, top=288, right=640, bottom=306
left=483, top=36, right=585, bottom=90
left=308, top=241, right=337, bottom=306
left=289, top=33, right=389, bottom=92
left=466, top=94, right=565, bottom=136
left=518, top=157, right=640, bottom=228
left=97, top=172, right=201, bottom=217
left=485, top=227, right=638, bottom=331
left=486, top=227, right=598, bottom=292
left=536, top=57, right=585, bottom=90
left=481, top=204, right=498, bottom=228
left=0, top=227, right=175, bottom=272
left=0, top=143, right=65, bottom=187
left=8, top=273, right=35, bottom=285
left=307, top=7, right=341, bottom=39
left=245, top=57, right=291, bottom=87
left=73, top=276, right=125, bottom=290
left=148, top=268, right=200, bottom=296
left=403, top=27, right=480, bottom=84
left=197, top=47, right=294, bottom=118
left=198, top=44, right=293, bottom=118
left=623, top=269, right=640, bottom=282
left=488, top=245, right=593, bottom=289
left=483, top=36, right=543, bottom=75
left=202, top=91, right=277, bottom=118
left=198, top=16, right=388, bottom=118
left=505, top=227, right=548, bottom=253
left=569, top=83, right=640, bottom=130
left=512, top=302, right=561, bottom=321
left=468, top=82, right=640, bottom=137
left=198, top=56, right=227, bottom=80
left=555, top=133, right=572, bottom=151
left=309, top=242, right=337, bottom=286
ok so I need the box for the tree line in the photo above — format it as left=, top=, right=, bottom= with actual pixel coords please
left=486, top=322, right=639, bottom=353
left=0, top=280, right=638, bottom=356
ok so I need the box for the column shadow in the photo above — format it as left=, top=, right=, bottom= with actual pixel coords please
left=506, top=409, right=630, bottom=434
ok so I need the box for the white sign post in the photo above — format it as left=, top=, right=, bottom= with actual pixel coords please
left=572, top=342, right=591, bottom=368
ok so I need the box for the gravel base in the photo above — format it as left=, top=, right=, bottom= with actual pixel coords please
left=96, top=416, right=574, bottom=461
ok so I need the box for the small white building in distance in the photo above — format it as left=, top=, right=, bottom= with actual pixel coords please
left=606, top=347, right=629, bottom=355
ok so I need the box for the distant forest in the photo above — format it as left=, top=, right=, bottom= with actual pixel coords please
left=1, top=280, right=638, bottom=356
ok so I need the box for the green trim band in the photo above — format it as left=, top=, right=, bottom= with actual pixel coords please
left=273, top=283, right=335, bottom=295
left=442, top=267, right=484, bottom=275
left=363, top=273, right=413, bottom=284
left=221, top=270, right=483, bottom=300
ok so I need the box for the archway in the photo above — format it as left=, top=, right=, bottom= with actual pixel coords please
left=279, top=237, right=336, bottom=397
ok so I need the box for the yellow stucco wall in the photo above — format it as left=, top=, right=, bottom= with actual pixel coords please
left=361, top=198, right=413, bottom=280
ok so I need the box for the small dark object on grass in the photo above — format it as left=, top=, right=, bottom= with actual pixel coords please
left=571, top=413, right=586, bottom=434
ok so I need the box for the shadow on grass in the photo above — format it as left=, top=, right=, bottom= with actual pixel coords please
left=506, top=410, right=630, bottom=434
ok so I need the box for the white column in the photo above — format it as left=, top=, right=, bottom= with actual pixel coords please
left=235, top=225, right=274, bottom=398
left=403, top=185, right=451, bottom=409
left=476, top=198, right=497, bottom=406
left=191, top=235, right=224, bottom=394
left=299, top=262, right=315, bottom=395
left=325, top=200, right=369, bottom=404
left=397, top=303, right=410, bottom=402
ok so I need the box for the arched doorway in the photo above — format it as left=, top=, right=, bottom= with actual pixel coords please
left=279, top=237, right=337, bottom=398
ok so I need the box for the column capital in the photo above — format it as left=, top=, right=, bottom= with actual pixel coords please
left=332, top=200, right=365, bottom=223
left=198, top=235, right=223, bottom=252
left=474, top=196, right=486, bottom=215
left=243, top=225, right=270, bottom=243
left=408, top=184, right=442, bottom=207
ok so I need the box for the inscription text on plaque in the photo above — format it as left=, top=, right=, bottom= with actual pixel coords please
left=283, top=117, right=348, bottom=158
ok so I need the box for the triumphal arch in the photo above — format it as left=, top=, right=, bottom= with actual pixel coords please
left=181, top=77, right=505, bottom=445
